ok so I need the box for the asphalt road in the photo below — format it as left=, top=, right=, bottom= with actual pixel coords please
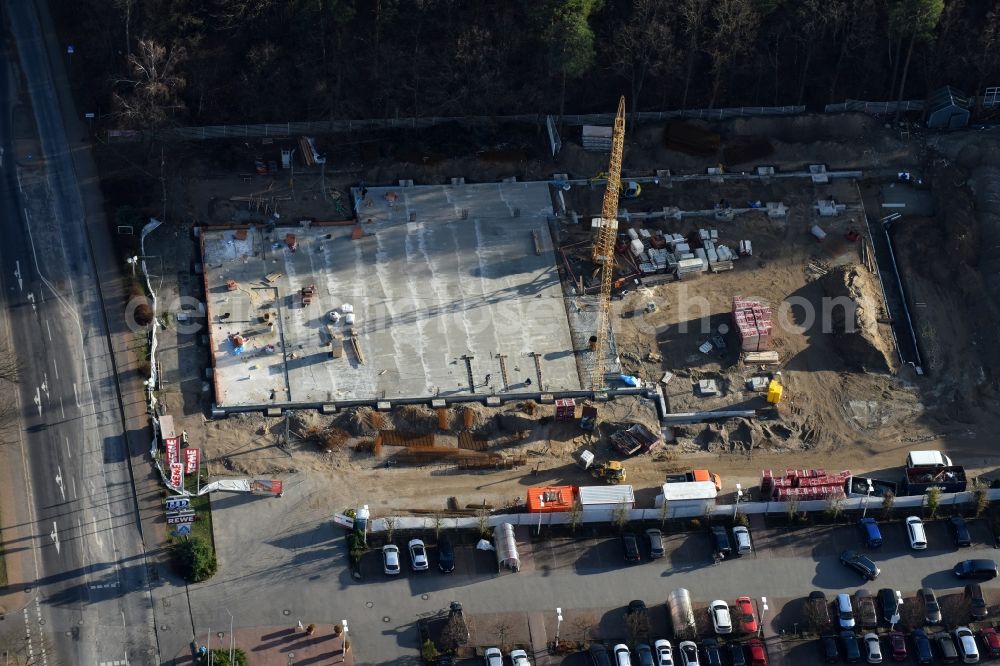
left=2, top=1, right=157, bottom=663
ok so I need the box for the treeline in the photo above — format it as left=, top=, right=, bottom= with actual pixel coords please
left=54, top=0, right=1000, bottom=128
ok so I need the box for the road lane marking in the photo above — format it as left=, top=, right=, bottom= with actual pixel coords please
left=14, top=259, right=22, bottom=291
left=64, top=436, right=71, bottom=459
left=26, top=291, right=35, bottom=312
left=41, top=374, right=48, bottom=399
left=49, top=522, right=59, bottom=554
left=59, top=396, right=65, bottom=419
left=73, top=382, right=80, bottom=407
left=55, top=466, right=65, bottom=502
left=45, top=320, right=51, bottom=341
left=52, top=357, right=58, bottom=379
left=70, top=476, right=77, bottom=499
left=33, top=387, right=41, bottom=416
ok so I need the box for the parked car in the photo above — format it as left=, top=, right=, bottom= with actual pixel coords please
left=511, top=649, right=531, bottom=666
left=936, top=632, right=959, bottom=663
left=484, top=647, right=503, bottom=666
left=841, top=550, right=881, bottom=580
left=820, top=635, right=839, bottom=663
left=878, top=589, right=900, bottom=624
left=590, top=644, right=613, bottom=666
left=408, top=538, right=429, bottom=571
left=732, top=526, right=752, bottom=556
left=855, top=589, right=878, bottom=628
left=887, top=631, right=907, bottom=662
left=841, top=631, right=862, bottom=663
left=613, top=643, right=633, bottom=666
left=950, top=515, right=972, bottom=547
left=809, top=591, right=832, bottom=630
left=590, top=643, right=611, bottom=666
left=906, top=516, right=928, bottom=549
left=437, top=537, right=455, bottom=573
left=980, top=627, right=1000, bottom=658
left=954, top=626, right=979, bottom=664
left=837, top=593, right=857, bottom=629
left=728, top=642, right=747, bottom=666
left=912, top=628, right=933, bottom=664
left=647, top=529, right=665, bottom=559
left=746, top=639, right=767, bottom=666
left=920, top=587, right=942, bottom=624
left=711, top=526, right=732, bottom=559
left=701, top=639, right=722, bottom=666
left=623, top=533, right=641, bottom=562
left=710, top=600, right=733, bottom=634
left=382, top=544, right=401, bottom=575
left=735, top=596, right=758, bottom=634
left=864, top=633, right=883, bottom=664
left=964, top=583, right=989, bottom=620
left=678, top=641, right=699, bottom=666
left=954, top=559, right=998, bottom=580
left=859, top=517, right=883, bottom=548
left=653, top=639, right=674, bottom=666
left=636, top=644, right=654, bottom=666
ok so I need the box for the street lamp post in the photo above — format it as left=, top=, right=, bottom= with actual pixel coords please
left=342, top=619, right=349, bottom=661
left=126, top=255, right=138, bottom=277
left=734, top=483, right=743, bottom=520
left=225, top=608, right=235, bottom=663
left=537, top=500, right=544, bottom=534
left=862, top=480, right=875, bottom=518
left=555, top=607, right=563, bottom=647
left=759, top=597, right=769, bottom=638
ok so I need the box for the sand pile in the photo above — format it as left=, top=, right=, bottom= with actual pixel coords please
left=820, top=265, right=896, bottom=373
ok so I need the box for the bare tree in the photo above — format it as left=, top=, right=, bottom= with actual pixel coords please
left=882, top=491, right=896, bottom=520
left=939, top=593, right=972, bottom=628
left=612, top=500, right=629, bottom=532
left=678, top=0, right=710, bottom=107
left=660, top=497, right=671, bottom=527
left=384, top=516, right=396, bottom=544
left=433, top=514, right=443, bottom=540
left=493, top=620, right=511, bottom=652
left=572, top=613, right=597, bottom=646
left=568, top=500, right=583, bottom=534
left=826, top=496, right=844, bottom=522
left=113, top=38, right=188, bottom=128
left=476, top=509, right=490, bottom=538
left=973, top=482, right=990, bottom=518
left=624, top=607, right=650, bottom=644
left=609, top=0, right=676, bottom=116
left=804, top=597, right=832, bottom=635
left=707, top=0, right=760, bottom=108
left=786, top=495, right=800, bottom=524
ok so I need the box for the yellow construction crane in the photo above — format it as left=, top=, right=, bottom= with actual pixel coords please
left=590, top=96, right=627, bottom=391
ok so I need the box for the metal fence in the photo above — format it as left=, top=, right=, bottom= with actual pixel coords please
left=824, top=99, right=925, bottom=114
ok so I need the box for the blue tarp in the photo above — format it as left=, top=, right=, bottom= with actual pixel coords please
left=619, top=374, right=639, bottom=387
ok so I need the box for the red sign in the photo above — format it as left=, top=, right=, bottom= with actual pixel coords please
left=170, top=462, right=184, bottom=487
left=165, top=438, right=179, bottom=465
left=183, top=448, right=200, bottom=475
left=251, top=479, right=283, bottom=495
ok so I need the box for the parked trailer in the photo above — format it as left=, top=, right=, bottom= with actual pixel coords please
left=901, top=465, right=967, bottom=495
left=667, top=588, right=696, bottom=639
left=845, top=475, right=898, bottom=498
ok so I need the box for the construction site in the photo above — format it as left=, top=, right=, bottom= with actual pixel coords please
left=139, top=105, right=1000, bottom=515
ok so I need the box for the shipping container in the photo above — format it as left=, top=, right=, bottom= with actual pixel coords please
left=578, top=485, right=635, bottom=512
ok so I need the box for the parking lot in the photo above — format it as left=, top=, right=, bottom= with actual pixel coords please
left=181, top=481, right=1000, bottom=665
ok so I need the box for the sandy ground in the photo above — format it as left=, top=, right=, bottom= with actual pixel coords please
left=143, top=113, right=1000, bottom=520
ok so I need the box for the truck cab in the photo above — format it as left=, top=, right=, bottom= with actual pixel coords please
left=906, top=450, right=953, bottom=468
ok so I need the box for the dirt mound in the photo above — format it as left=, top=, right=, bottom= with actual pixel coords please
left=725, top=113, right=876, bottom=143
left=820, top=265, right=896, bottom=373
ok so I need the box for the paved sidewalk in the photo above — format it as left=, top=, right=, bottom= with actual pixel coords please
left=173, top=624, right=355, bottom=666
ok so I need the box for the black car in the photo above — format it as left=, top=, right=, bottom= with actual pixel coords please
left=965, top=583, right=989, bottom=620
left=590, top=643, right=612, bottom=666
left=936, top=632, right=959, bottom=662
left=820, top=635, right=839, bottom=663
left=878, top=588, right=900, bottom=624
left=950, top=515, right=972, bottom=547
left=702, top=638, right=722, bottom=666
left=636, top=643, right=655, bottom=666
left=911, top=628, right=933, bottom=664
left=623, top=533, right=641, bottom=562
left=954, top=558, right=998, bottom=580
left=729, top=642, right=747, bottom=666
left=711, top=526, right=732, bottom=559
left=920, top=587, right=942, bottom=624
left=841, top=631, right=861, bottom=663
left=840, top=550, right=881, bottom=580
left=437, top=537, right=455, bottom=573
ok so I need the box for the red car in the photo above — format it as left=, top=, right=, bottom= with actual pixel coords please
left=736, top=596, right=759, bottom=634
left=888, top=631, right=907, bottom=662
left=982, top=627, right=1000, bottom=658
left=747, top=638, right=767, bottom=666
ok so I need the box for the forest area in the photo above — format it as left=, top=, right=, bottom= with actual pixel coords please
left=52, top=0, right=1000, bottom=129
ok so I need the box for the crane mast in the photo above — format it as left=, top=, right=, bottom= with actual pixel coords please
left=590, top=96, right=626, bottom=391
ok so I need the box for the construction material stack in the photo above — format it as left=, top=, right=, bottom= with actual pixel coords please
left=760, top=468, right=850, bottom=501
left=732, top=296, right=774, bottom=352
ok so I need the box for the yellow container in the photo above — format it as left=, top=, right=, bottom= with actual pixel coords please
left=767, top=380, right=783, bottom=404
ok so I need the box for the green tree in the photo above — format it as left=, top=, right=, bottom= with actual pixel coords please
left=891, top=0, right=944, bottom=119
left=197, top=648, right=248, bottom=666
left=174, top=536, right=217, bottom=582
left=925, top=487, right=942, bottom=519
left=536, top=0, right=603, bottom=117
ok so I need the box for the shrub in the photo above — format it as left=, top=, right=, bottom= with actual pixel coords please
left=174, top=536, right=217, bottom=582
left=134, top=303, right=155, bottom=326
left=197, top=648, right=247, bottom=666
left=421, top=638, right=439, bottom=662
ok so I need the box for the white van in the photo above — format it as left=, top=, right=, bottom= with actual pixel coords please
left=837, top=593, right=856, bottom=629
left=732, top=526, right=752, bottom=556
left=906, top=516, right=928, bottom=550
left=906, top=450, right=953, bottom=468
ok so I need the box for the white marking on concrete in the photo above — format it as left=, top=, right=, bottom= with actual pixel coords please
left=70, top=475, right=77, bottom=499
left=49, top=522, right=59, bottom=554
left=14, top=259, right=22, bottom=291
left=59, top=395, right=65, bottom=419
left=55, top=466, right=65, bottom=502
left=27, top=291, right=36, bottom=312
left=64, top=436, right=71, bottom=459
left=41, top=374, right=48, bottom=399
left=90, top=514, right=103, bottom=549
left=45, top=319, right=52, bottom=341
left=33, top=387, right=41, bottom=416
left=52, top=357, right=58, bottom=379
left=73, top=382, right=80, bottom=407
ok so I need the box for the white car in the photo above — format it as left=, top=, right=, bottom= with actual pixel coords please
left=954, top=626, right=980, bottom=663
left=837, top=593, right=856, bottom=629
left=613, top=643, right=633, bottom=666
left=510, top=648, right=531, bottom=666
left=864, top=632, right=882, bottom=664
left=906, top=516, right=928, bottom=549
left=408, top=538, right=429, bottom=571
left=678, top=641, right=700, bottom=666
left=654, top=639, right=674, bottom=666
left=484, top=646, right=503, bottom=666
left=709, top=600, right=733, bottom=635
left=382, top=544, right=400, bottom=575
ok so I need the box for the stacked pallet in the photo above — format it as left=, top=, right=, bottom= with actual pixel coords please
left=582, top=125, right=613, bottom=151
left=761, top=468, right=850, bottom=501
left=732, top=296, right=774, bottom=352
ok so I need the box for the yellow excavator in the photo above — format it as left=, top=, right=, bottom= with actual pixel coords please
left=591, top=460, right=627, bottom=484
